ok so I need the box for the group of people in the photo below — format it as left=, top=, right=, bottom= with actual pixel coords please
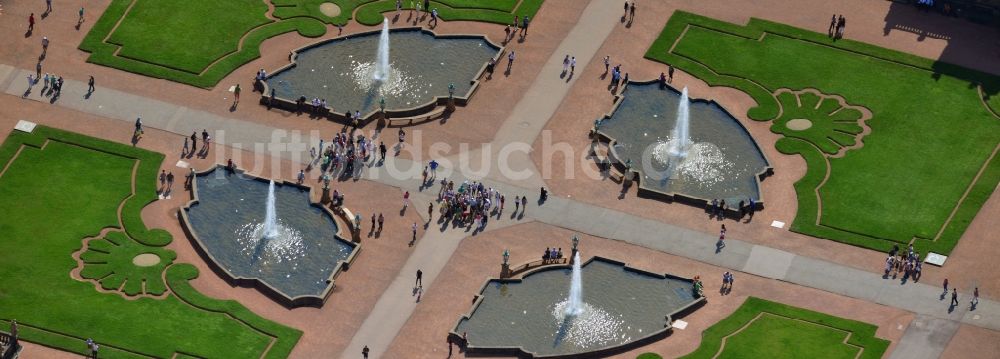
left=623, top=1, right=637, bottom=23
left=183, top=129, right=212, bottom=158
left=435, top=179, right=513, bottom=231
left=609, top=63, right=629, bottom=90
left=542, top=247, right=565, bottom=263
left=708, top=198, right=756, bottom=220
left=32, top=72, right=65, bottom=98
left=884, top=243, right=923, bottom=281
left=312, top=130, right=382, bottom=180
left=561, top=55, right=577, bottom=76
left=829, top=14, right=847, bottom=39
left=504, top=15, right=530, bottom=41
left=658, top=65, right=675, bottom=86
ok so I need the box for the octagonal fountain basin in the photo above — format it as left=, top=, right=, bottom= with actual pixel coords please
left=453, top=257, right=704, bottom=358
left=182, top=166, right=357, bottom=306
left=265, top=27, right=500, bottom=116
left=598, top=82, right=771, bottom=204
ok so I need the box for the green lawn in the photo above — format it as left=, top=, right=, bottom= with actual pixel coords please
left=0, top=127, right=300, bottom=358
left=671, top=297, right=889, bottom=359
left=107, top=0, right=271, bottom=74
left=81, top=0, right=545, bottom=88
left=645, top=12, right=1000, bottom=254
left=81, top=0, right=328, bottom=88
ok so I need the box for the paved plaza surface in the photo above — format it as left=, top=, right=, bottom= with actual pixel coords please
left=1, top=0, right=1000, bottom=358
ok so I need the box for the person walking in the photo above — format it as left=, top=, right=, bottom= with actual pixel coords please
left=951, top=288, right=959, bottom=307
left=403, top=191, right=410, bottom=209
left=28, top=13, right=35, bottom=32
left=570, top=57, right=576, bottom=74
left=623, top=1, right=629, bottom=18
left=79, top=7, right=86, bottom=25
left=562, top=55, right=569, bottom=74
left=377, top=213, right=384, bottom=232
left=828, top=14, right=836, bottom=37
left=362, top=345, right=369, bottom=359
left=514, top=195, right=520, bottom=213
left=87, top=76, right=95, bottom=93
left=233, top=84, right=241, bottom=105
left=972, top=287, right=980, bottom=308
left=416, top=269, right=423, bottom=287
left=668, top=64, right=675, bottom=83
left=134, top=117, right=143, bottom=139
left=603, top=55, right=610, bottom=73
left=166, top=171, right=174, bottom=191
left=46, top=0, right=52, bottom=13
left=943, top=278, right=949, bottom=293
left=629, top=2, right=636, bottom=22
left=507, top=50, right=516, bottom=72
left=520, top=195, right=527, bottom=214
left=427, top=202, right=434, bottom=222
left=411, top=222, right=418, bottom=243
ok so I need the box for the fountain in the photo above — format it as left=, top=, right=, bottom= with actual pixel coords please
left=264, top=28, right=499, bottom=114
left=182, top=166, right=358, bottom=306
left=598, top=82, right=771, bottom=204
left=263, top=180, right=279, bottom=239
left=564, top=252, right=584, bottom=316
left=373, top=18, right=391, bottom=83
left=454, top=257, right=705, bottom=357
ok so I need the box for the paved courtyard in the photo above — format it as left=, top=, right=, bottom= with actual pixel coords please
left=0, top=0, right=999, bottom=358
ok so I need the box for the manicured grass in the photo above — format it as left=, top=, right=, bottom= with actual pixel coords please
left=0, top=127, right=301, bottom=358
left=81, top=0, right=544, bottom=87
left=81, top=0, right=328, bottom=88
left=675, top=297, right=889, bottom=359
left=645, top=12, right=1000, bottom=254
left=106, top=0, right=271, bottom=74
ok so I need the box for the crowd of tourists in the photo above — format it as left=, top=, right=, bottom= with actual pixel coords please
left=884, top=243, right=923, bottom=281
left=434, top=179, right=513, bottom=231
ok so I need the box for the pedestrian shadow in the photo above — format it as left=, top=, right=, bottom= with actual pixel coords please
left=565, top=72, right=573, bottom=82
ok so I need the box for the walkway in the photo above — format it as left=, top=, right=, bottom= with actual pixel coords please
left=2, top=18, right=998, bottom=358
left=442, top=0, right=622, bottom=189
left=339, top=191, right=528, bottom=359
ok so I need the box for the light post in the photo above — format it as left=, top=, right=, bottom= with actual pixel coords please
left=500, top=248, right=511, bottom=278
left=446, top=82, right=456, bottom=112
